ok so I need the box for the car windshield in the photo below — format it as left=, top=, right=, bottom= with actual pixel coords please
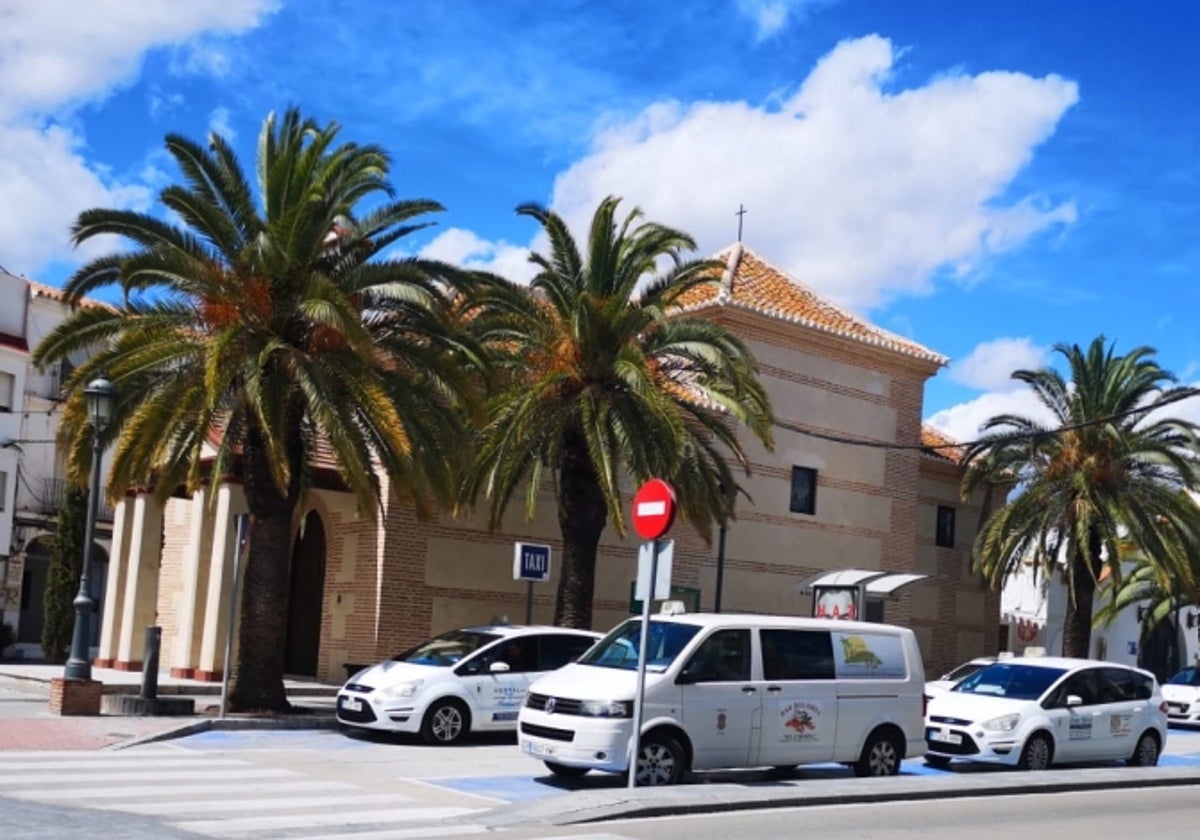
left=579, top=618, right=701, bottom=673
left=943, top=660, right=989, bottom=682
left=952, top=662, right=1067, bottom=700
left=1169, top=667, right=1200, bottom=687
left=392, top=630, right=501, bottom=667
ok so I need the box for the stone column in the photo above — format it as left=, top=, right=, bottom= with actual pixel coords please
left=169, top=487, right=212, bottom=678
left=94, top=497, right=132, bottom=668
left=114, top=493, right=163, bottom=670
left=195, top=484, right=246, bottom=681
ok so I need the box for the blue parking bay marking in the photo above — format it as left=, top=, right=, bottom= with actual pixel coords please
left=428, top=775, right=569, bottom=803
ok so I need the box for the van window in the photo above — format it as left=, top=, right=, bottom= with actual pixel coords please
left=680, top=629, right=751, bottom=682
left=580, top=618, right=700, bottom=672
left=761, top=629, right=835, bottom=680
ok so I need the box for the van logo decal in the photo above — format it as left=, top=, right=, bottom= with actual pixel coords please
left=779, top=701, right=823, bottom=742
left=545, top=697, right=556, bottom=714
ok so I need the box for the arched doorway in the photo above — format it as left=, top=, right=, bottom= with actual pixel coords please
left=14, top=537, right=108, bottom=650
left=284, top=511, right=326, bottom=677
left=16, top=537, right=52, bottom=644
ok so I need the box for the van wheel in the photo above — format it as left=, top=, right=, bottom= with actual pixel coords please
left=633, top=733, right=687, bottom=786
left=544, top=761, right=590, bottom=778
left=1127, top=731, right=1160, bottom=767
left=924, top=754, right=952, bottom=769
left=420, top=698, right=469, bottom=745
left=1017, top=733, right=1053, bottom=770
left=854, top=731, right=902, bottom=777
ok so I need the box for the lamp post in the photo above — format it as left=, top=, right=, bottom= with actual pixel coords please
left=63, top=376, right=116, bottom=682
left=714, top=483, right=732, bottom=613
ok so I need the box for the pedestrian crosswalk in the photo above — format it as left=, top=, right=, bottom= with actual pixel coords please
left=0, top=748, right=490, bottom=838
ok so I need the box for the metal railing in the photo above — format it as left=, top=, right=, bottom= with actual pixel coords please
left=39, top=477, right=114, bottom=521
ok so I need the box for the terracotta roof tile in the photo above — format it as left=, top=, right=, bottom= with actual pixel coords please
left=921, top=424, right=965, bottom=464
left=675, top=243, right=946, bottom=366
left=28, top=279, right=112, bottom=311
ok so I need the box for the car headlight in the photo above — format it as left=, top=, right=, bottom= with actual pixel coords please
left=981, top=713, right=1021, bottom=732
left=578, top=700, right=631, bottom=718
left=380, top=679, right=424, bottom=700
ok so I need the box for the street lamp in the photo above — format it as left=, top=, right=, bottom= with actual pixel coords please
left=63, top=376, right=116, bottom=682
left=714, top=483, right=733, bottom=613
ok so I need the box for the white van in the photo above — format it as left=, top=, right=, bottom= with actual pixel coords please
left=517, top=609, right=926, bottom=785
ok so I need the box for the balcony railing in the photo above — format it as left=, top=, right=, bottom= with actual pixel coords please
left=39, top=477, right=115, bottom=521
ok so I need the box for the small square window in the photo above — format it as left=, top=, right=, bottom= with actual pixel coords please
left=936, top=505, right=956, bottom=547
left=789, top=466, right=817, bottom=515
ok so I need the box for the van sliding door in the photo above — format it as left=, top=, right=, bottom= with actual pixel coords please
left=753, top=629, right=839, bottom=766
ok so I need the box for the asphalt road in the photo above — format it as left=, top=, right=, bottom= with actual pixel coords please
left=544, top=785, right=1200, bottom=840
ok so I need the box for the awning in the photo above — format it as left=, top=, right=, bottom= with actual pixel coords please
left=796, top=569, right=929, bottom=599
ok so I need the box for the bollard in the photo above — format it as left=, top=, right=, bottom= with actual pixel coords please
left=141, top=626, right=161, bottom=700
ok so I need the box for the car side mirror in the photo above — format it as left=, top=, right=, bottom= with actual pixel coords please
left=490, top=661, right=511, bottom=673
left=675, top=670, right=697, bottom=686
left=1066, top=694, right=1083, bottom=707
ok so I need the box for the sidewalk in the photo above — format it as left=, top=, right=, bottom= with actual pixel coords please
left=0, top=662, right=337, bottom=751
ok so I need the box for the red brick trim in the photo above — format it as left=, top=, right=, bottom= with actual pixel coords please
left=193, top=669, right=222, bottom=682
left=169, top=667, right=195, bottom=679
left=113, top=660, right=143, bottom=672
left=49, top=677, right=102, bottom=716
left=93, top=658, right=114, bottom=668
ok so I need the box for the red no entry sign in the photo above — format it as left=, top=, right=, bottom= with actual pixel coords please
left=632, top=479, right=677, bottom=540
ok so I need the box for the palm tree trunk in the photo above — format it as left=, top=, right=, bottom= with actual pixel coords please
left=554, top=430, right=607, bottom=629
left=226, top=418, right=303, bottom=713
left=1062, top=533, right=1104, bottom=658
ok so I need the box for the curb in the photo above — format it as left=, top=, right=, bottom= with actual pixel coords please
left=110, top=714, right=340, bottom=750
left=480, top=765, right=1200, bottom=829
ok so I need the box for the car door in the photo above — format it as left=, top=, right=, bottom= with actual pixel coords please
left=1092, top=667, right=1146, bottom=760
left=457, top=638, right=537, bottom=727
left=753, top=629, right=838, bottom=767
left=1044, top=668, right=1106, bottom=763
left=677, top=628, right=758, bottom=769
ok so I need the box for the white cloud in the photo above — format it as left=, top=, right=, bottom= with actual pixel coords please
left=0, top=0, right=277, bottom=277
left=735, top=0, right=836, bottom=40
left=550, top=35, right=1079, bottom=312
left=208, top=107, right=236, bottom=141
left=948, top=337, right=1049, bottom=391
left=420, top=228, right=536, bottom=283
left=0, top=1, right=277, bottom=118
left=0, top=121, right=152, bottom=273
left=926, top=389, right=1056, bottom=446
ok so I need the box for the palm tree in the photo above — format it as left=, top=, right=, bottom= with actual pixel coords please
left=33, top=108, right=483, bottom=711
left=462, top=196, right=774, bottom=629
left=962, top=336, right=1200, bottom=658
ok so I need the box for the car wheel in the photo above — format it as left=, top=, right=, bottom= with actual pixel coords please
left=632, top=733, right=687, bottom=786
left=420, top=698, right=469, bottom=745
left=853, top=730, right=902, bottom=777
left=924, top=754, right=953, bottom=769
left=1127, top=731, right=1160, bottom=767
left=1017, top=733, right=1053, bottom=771
left=544, top=761, right=590, bottom=779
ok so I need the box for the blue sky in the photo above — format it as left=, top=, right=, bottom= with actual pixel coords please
left=2, top=0, right=1198, bottom=442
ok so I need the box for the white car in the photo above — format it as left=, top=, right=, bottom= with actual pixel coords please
left=924, top=657, right=1167, bottom=770
left=1162, top=666, right=1200, bottom=726
left=336, top=624, right=600, bottom=744
left=925, top=656, right=1003, bottom=695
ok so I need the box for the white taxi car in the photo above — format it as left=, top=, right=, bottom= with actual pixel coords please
left=1162, top=666, right=1200, bottom=726
left=924, top=657, right=1167, bottom=770
left=337, top=624, right=599, bottom=745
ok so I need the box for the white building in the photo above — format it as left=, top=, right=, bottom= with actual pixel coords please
left=1002, top=560, right=1199, bottom=682
left=0, top=267, right=112, bottom=660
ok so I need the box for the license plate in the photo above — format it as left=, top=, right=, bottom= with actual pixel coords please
left=522, top=739, right=554, bottom=756
left=931, top=729, right=962, bottom=745
left=340, top=696, right=362, bottom=712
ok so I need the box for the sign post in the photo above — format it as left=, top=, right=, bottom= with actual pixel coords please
left=513, top=542, right=551, bottom=624
left=627, top=479, right=677, bottom=788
